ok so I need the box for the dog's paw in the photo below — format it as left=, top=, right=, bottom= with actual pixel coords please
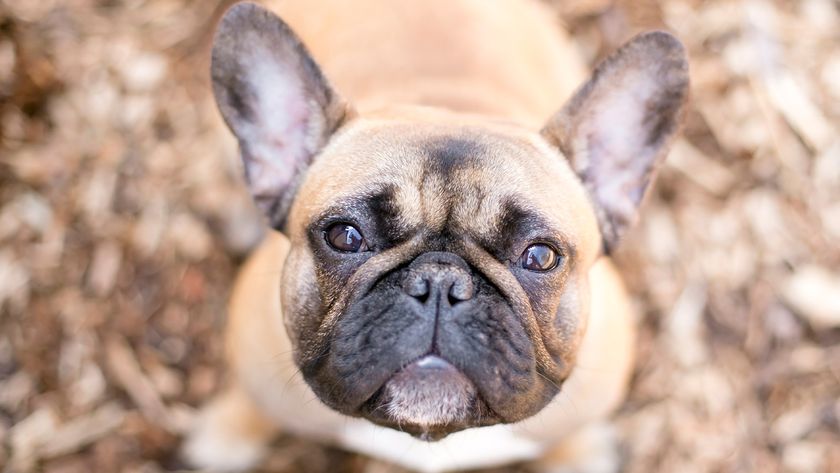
left=535, top=423, right=620, bottom=473
left=181, top=388, right=277, bottom=472
left=181, top=420, right=265, bottom=472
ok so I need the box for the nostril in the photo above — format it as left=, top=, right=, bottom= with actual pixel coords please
left=447, top=278, right=474, bottom=305
left=404, top=274, right=430, bottom=303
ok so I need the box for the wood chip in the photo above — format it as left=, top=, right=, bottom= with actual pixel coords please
left=666, top=283, right=708, bottom=367
left=142, top=355, right=184, bottom=400
left=67, top=361, right=107, bottom=410
left=782, top=265, right=840, bottom=329
left=168, top=213, right=213, bottom=261
left=80, top=168, right=118, bottom=227
left=0, top=419, right=7, bottom=467
left=745, top=1, right=837, bottom=153
left=40, top=402, right=126, bottom=459
left=761, top=72, right=837, bottom=153
left=86, top=241, right=122, bottom=296
left=9, top=407, right=59, bottom=471
left=0, top=250, right=31, bottom=312
left=783, top=441, right=826, bottom=473
left=105, top=336, right=180, bottom=433
left=771, top=406, right=817, bottom=444
left=821, top=52, right=840, bottom=101
left=666, top=139, right=736, bottom=196
left=0, top=371, right=34, bottom=413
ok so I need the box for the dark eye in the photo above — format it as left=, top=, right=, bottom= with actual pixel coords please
left=519, top=244, right=559, bottom=271
left=325, top=223, right=369, bottom=252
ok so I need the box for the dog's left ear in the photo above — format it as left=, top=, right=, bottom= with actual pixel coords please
left=542, top=31, right=689, bottom=253
left=211, top=2, right=354, bottom=230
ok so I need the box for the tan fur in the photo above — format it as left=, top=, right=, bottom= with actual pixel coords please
left=267, top=0, right=587, bottom=126
left=185, top=1, right=645, bottom=471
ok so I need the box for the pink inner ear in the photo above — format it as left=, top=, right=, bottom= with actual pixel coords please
left=238, top=52, right=318, bottom=213
left=574, top=68, right=671, bottom=243
left=583, top=78, right=654, bottom=185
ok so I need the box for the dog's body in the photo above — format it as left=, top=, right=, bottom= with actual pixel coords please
left=184, top=1, right=688, bottom=471
left=257, top=0, right=586, bottom=125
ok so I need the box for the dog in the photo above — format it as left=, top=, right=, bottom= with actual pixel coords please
left=183, top=0, right=688, bottom=471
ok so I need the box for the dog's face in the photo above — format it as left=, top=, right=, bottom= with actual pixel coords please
left=281, top=117, right=602, bottom=437
left=211, top=3, right=688, bottom=439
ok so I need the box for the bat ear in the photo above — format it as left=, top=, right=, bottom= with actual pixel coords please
left=211, top=2, right=355, bottom=231
left=542, top=31, right=689, bottom=252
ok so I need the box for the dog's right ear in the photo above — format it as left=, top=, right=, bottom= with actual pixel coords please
left=541, top=31, right=688, bottom=253
left=211, top=2, right=354, bottom=230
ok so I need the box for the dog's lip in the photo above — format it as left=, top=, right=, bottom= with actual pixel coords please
left=412, top=354, right=456, bottom=370
left=358, top=354, right=502, bottom=439
left=389, top=355, right=475, bottom=395
left=390, top=354, right=470, bottom=383
left=380, top=354, right=473, bottom=393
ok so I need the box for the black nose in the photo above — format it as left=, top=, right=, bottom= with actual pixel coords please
left=403, top=252, right=474, bottom=306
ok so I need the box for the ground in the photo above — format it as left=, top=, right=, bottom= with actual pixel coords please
left=1, top=0, right=839, bottom=472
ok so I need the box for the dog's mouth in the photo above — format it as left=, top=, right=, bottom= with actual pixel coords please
left=359, top=355, right=500, bottom=440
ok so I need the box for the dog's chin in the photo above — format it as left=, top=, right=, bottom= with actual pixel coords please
left=360, top=355, right=499, bottom=441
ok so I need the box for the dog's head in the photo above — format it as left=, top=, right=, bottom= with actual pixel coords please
left=211, top=3, right=688, bottom=439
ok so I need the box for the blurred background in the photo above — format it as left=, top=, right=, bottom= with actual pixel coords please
left=1, top=0, right=838, bottom=471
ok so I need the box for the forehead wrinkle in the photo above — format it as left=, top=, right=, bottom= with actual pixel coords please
left=302, top=118, right=596, bottom=257
left=403, top=134, right=541, bottom=240
left=365, top=167, right=447, bottom=239
left=416, top=168, right=450, bottom=232
left=453, top=154, right=589, bottom=254
left=499, top=199, right=576, bottom=247
left=448, top=181, right=501, bottom=236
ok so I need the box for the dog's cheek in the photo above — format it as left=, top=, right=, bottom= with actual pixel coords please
left=549, top=273, right=589, bottom=365
left=513, top=268, right=587, bottom=369
left=307, top=237, right=366, bottom=293
left=281, top=246, right=326, bottom=358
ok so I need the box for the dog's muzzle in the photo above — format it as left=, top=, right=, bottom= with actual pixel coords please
left=381, top=355, right=476, bottom=427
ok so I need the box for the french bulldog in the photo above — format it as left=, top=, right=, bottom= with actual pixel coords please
left=183, top=0, right=688, bottom=471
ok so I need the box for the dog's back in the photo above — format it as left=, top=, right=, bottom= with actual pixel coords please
left=267, top=0, right=587, bottom=125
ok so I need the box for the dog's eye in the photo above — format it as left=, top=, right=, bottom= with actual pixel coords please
left=519, top=244, right=559, bottom=271
left=325, top=223, right=369, bottom=252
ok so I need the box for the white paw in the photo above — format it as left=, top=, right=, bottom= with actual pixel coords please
left=181, top=405, right=267, bottom=472
left=538, top=423, right=620, bottom=473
